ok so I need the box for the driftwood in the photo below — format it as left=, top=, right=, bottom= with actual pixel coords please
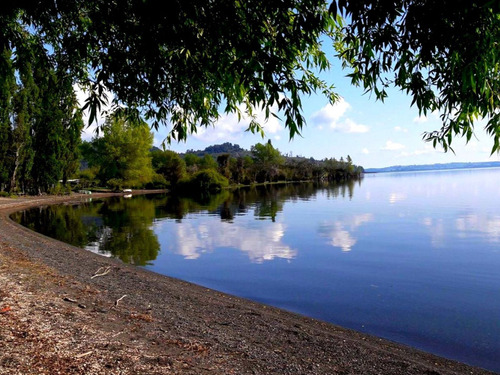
left=75, top=351, right=93, bottom=359
left=91, top=266, right=111, bottom=279
left=115, top=295, right=127, bottom=306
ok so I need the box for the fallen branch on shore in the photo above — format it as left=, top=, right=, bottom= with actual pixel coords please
left=91, top=266, right=111, bottom=279
left=75, top=351, right=93, bottom=359
left=115, top=294, right=127, bottom=306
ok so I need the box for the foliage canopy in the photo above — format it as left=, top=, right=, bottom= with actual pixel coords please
left=1, top=0, right=336, bottom=142
left=2, top=1, right=500, bottom=151
left=333, top=0, right=500, bottom=152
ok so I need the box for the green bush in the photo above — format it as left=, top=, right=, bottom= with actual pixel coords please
left=78, top=168, right=98, bottom=188
left=107, top=178, right=124, bottom=191
left=145, top=174, right=168, bottom=189
left=179, top=169, right=228, bottom=193
left=48, top=183, right=72, bottom=195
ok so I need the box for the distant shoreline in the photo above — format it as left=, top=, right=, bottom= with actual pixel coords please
left=365, top=161, right=500, bottom=173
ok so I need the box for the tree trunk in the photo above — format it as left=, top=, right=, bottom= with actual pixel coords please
left=9, top=146, right=20, bottom=192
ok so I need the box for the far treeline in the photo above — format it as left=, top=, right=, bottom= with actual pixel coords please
left=80, top=116, right=364, bottom=194
left=0, top=93, right=362, bottom=195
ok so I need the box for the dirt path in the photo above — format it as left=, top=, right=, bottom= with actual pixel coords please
left=0, top=194, right=496, bottom=374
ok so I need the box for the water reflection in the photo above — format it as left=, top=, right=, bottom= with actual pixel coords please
left=157, top=220, right=296, bottom=263
left=389, top=192, right=407, bottom=204
left=318, top=214, right=374, bottom=252
left=421, top=217, right=446, bottom=248
left=95, top=198, right=160, bottom=265
left=455, top=214, right=500, bottom=243
left=12, top=196, right=161, bottom=266
left=12, top=180, right=360, bottom=265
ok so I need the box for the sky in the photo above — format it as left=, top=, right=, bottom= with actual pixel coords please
left=80, top=58, right=500, bottom=170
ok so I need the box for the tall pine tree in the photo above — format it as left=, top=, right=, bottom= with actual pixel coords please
left=0, top=36, right=83, bottom=194
left=0, top=48, right=14, bottom=191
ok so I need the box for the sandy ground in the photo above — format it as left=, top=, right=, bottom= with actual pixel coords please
left=0, top=193, right=497, bottom=375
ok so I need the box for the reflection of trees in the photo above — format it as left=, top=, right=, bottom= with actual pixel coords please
left=318, top=178, right=360, bottom=200
left=12, top=202, right=100, bottom=248
left=13, top=196, right=161, bottom=266
left=155, top=180, right=362, bottom=222
left=97, top=196, right=160, bottom=265
left=13, top=179, right=364, bottom=263
left=254, top=193, right=283, bottom=222
left=155, top=191, right=231, bottom=221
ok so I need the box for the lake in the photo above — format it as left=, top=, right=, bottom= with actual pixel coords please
left=12, top=168, right=500, bottom=372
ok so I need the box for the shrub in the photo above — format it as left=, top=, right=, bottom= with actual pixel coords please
left=107, top=178, right=124, bottom=191
left=48, top=183, right=72, bottom=195
left=145, top=174, right=168, bottom=189
left=179, top=169, right=228, bottom=193
left=78, top=168, right=98, bottom=188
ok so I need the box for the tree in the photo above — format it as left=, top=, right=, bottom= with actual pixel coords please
left=2, top=1, right=499, bottom=151
left=333, top=0, right=500, bottom=152
left=184, top=153, right=201, bottom=168
left=199, top=154, right=219, bottom=171
left=179, top=169, right=229, bottom=193
left=31, top=70, right=83, bottom=192
left=217, top=153, right=231, bottom=179
left=0, top=48, right=14, bottom=191
left=85, top=114, right=154, bottom=188
left=151, top=150, right=186, bottom=187
left=9, top=61, right=35, bottom=193
left=0, top=36, right=83, bottom=194
left=3, top=0, right=335, bottom=142
left=99, top=197, right=160, bottom=265
left=251, top=141, right=285, bottom=182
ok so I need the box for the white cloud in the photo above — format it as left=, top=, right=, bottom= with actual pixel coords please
left=313, top=98, right=350, bottom=123
left=362, top=148, right=369, bottom=154
left=329, top=224, right=356, bottom=252
left=413, top=115, right=428, bottom=124
left=339, top=118, right=370, bottom=133
left=413, top=110, right=440, bottom=124
left=394, top=126, right=408, bottom=133
left=193, top=104, right=282, bottom=143
left=398, top=145, right=439, bottom=157
left=311, top=99, right=369, bottom=134
left=381, top=140, right=405, bottom=151
left=426, top=218, right=446, bottom=248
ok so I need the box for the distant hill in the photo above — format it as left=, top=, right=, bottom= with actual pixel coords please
left=365, top=161, right=500, bottom=173
left=184, top=142, right=251, bottom=157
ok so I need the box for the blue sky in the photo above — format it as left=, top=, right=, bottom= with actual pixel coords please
left=80, top=58, right=500, bottom=169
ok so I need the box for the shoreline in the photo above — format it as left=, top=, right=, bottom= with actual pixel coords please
left=0, top=193, right=497, bottom=374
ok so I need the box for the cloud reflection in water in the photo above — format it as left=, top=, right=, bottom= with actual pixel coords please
left=156, top=219, right=296, bottom=263
left=318, top=213, right=374, bottom=252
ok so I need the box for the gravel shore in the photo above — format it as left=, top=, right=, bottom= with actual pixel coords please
left=0, top=194, right=497, bottom=374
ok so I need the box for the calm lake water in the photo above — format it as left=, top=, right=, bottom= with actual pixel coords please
left=12, top=168, right=500, bottom=372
